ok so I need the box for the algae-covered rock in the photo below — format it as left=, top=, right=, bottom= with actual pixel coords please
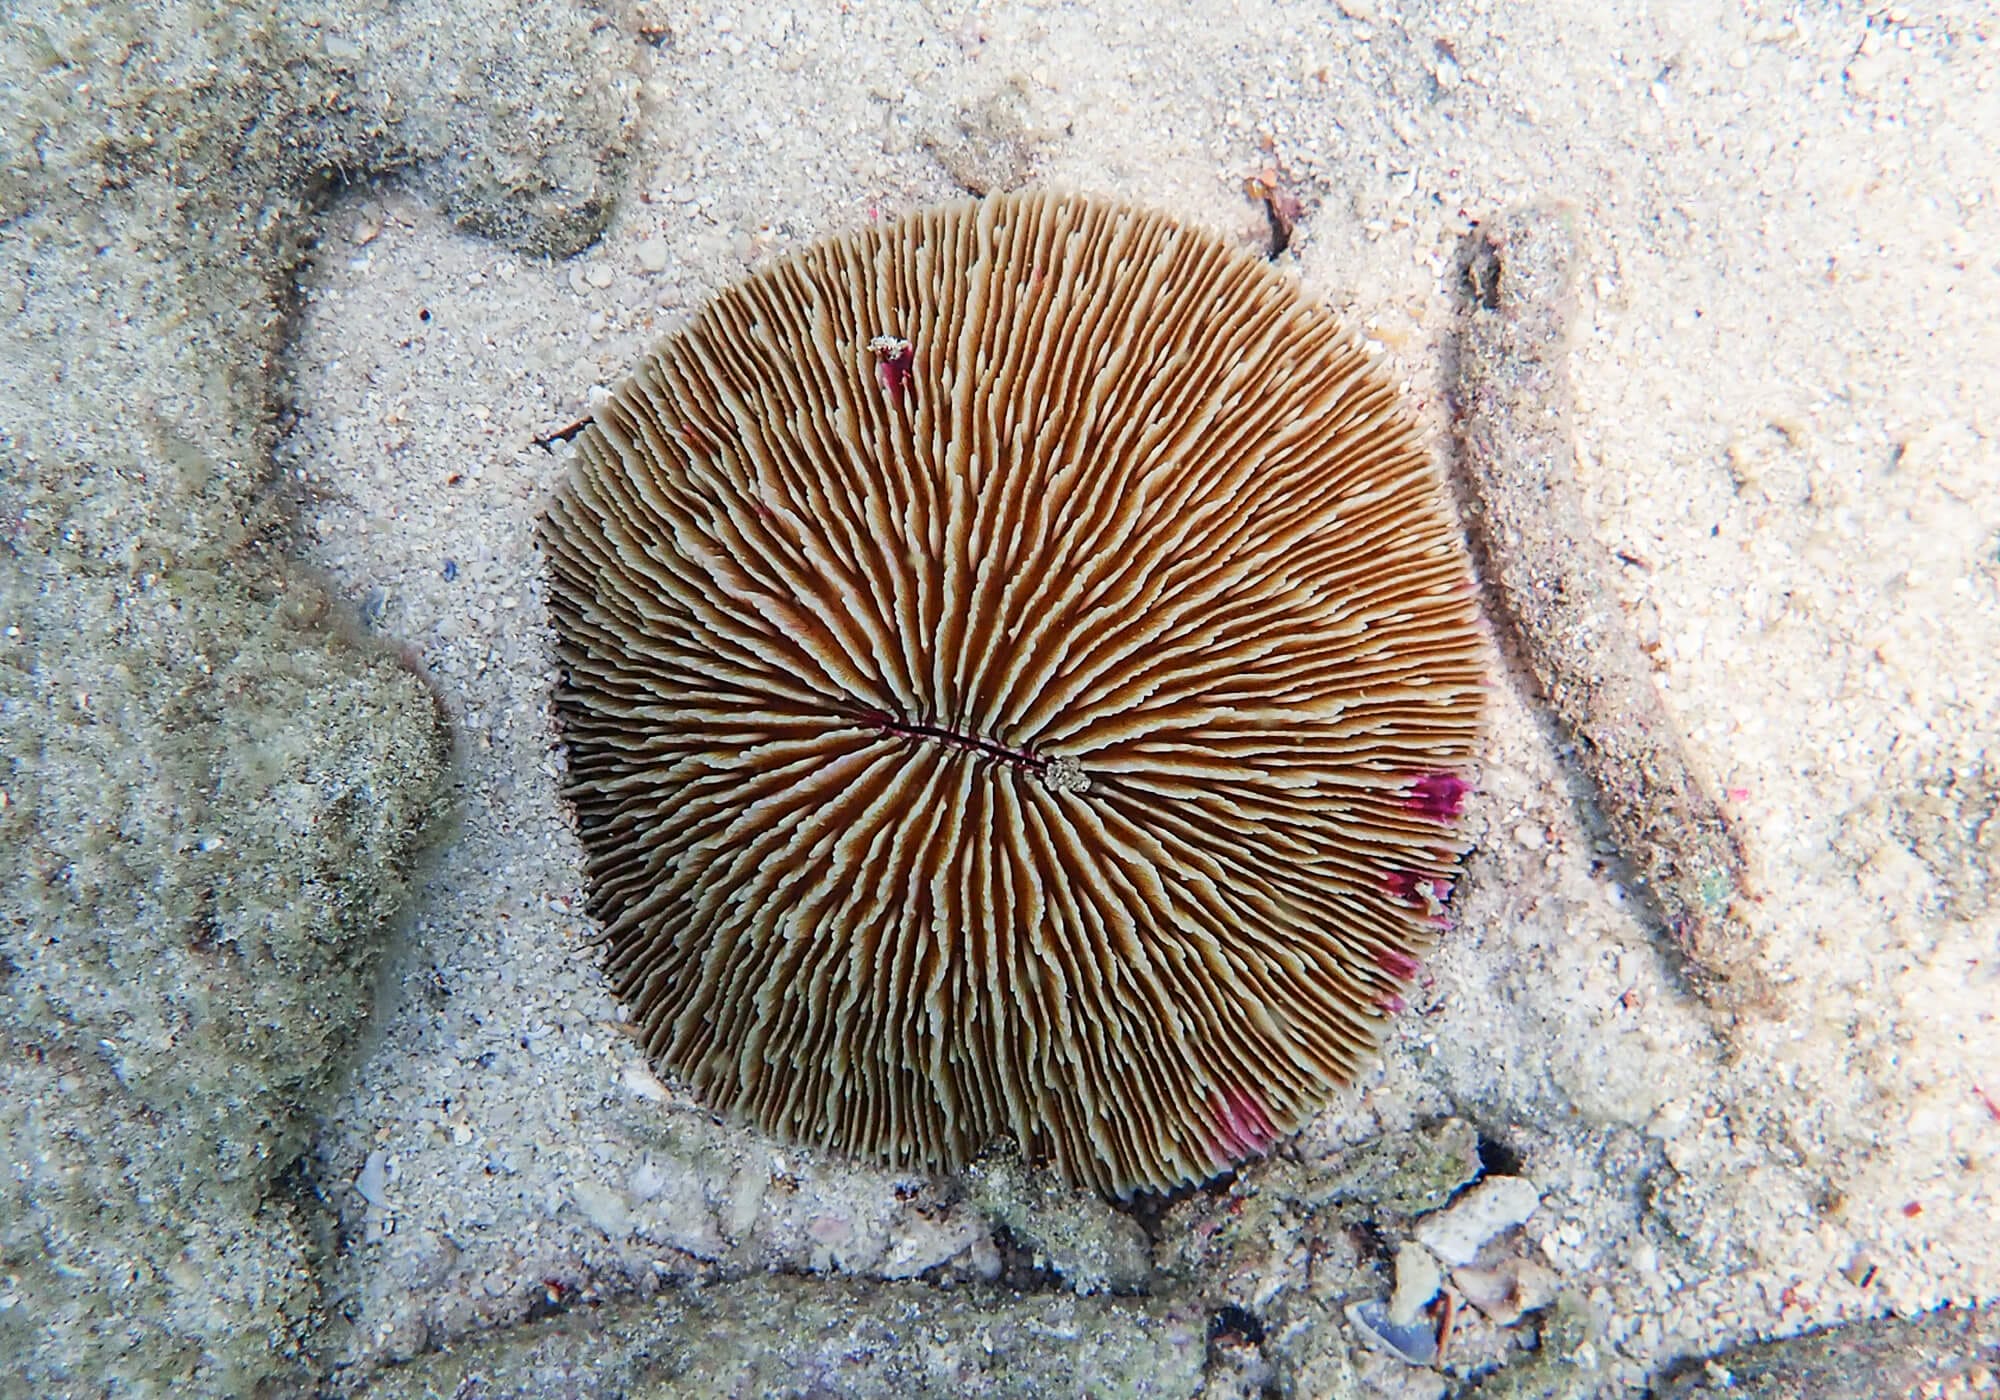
left=0, top=0, right=640, bottom=1389
left=1264, top=1306, right=1371, bottom=1400
left=964, top=1149, right=1154, bottom=1295
left=3, top=564, right=451, bottom=1187
left=285, top=0, right=636, bottom=256
left=346, top=1275, right=1207, bottom=1399
left=1311, top=1119, right=1484, bottom=1218
left=0, top=560, right=451, bottom=1397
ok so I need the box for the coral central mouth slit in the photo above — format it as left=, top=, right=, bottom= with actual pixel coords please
left=858, top=707, right=1047, bottom=774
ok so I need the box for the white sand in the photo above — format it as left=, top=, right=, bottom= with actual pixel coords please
left=285, top=1, right=1999, bottom=1389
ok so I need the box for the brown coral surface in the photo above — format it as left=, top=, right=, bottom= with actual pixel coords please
left=541, top=191, right=1486, bottom=1194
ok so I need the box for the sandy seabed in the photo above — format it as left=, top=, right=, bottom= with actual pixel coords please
left=270, top=1, right=1997, bottom=1392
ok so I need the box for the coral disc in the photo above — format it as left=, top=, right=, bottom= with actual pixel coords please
left=541, top=191, right=1487, bottom=1194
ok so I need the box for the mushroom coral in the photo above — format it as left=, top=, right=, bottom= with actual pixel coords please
left=540, top=191, right=1487, bottom=1195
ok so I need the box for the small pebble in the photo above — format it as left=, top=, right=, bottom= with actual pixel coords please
left=1388, top=1241, right=1443, bottom=1327
left=355, top=1149, right=389, bottom=1207
left=586, top=263, right=615, bottom=290
left=629, top=1159, right=667, bottom=1201
left=1415, top=1175, right=1541, bottom=1266
left=441, top=558, right=458, bottom=581
left=637, top=238, right=670, bottom=274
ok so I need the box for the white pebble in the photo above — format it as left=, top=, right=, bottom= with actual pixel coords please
left=355, top=1149, right=389, bottom=1207
left=1387, top=1241, right=1442, bottom=1326
left=629, top=1158, right=667, bottom=1201
left=1414, top=1175, right=1540, bottom=1266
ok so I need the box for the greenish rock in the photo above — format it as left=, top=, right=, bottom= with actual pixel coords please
left=0, top=558, right=452, bottom=1397
left=1262, top=1295, right=1383, bottom=1400
left=0, top=0, right=629, bottom=1392
left=963, top=1149, right=1154, bottom=1295
left=0, top=0, right=633, bottom=567
left=4, top=564, right=452, bottom=1185
left=283, top=0, right=636, bottom=256
left=1157, top=1125, right=1492, bottom=1399
left=1312, top=1119, right=1484, bottom=1218
left=345, top=1276, right=1208, bottom=1400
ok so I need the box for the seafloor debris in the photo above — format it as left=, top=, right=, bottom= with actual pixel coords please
left=1454, top=1293, right=1604, bottom=1399
left=1349, top=1295, right=1442, bottom=1367
left=1452, top=205, right=1769, bottom=1009
left=1454, top=1256, right=1561, bottom=1328
left=1164, top=1123, right=1562, bottom=1389
left=1244, top=161, right=1306, bottom=257
left=1388, top=1241, right=1444, bottom=1328
left=1414, top=1175, right=1540, bottom=1268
